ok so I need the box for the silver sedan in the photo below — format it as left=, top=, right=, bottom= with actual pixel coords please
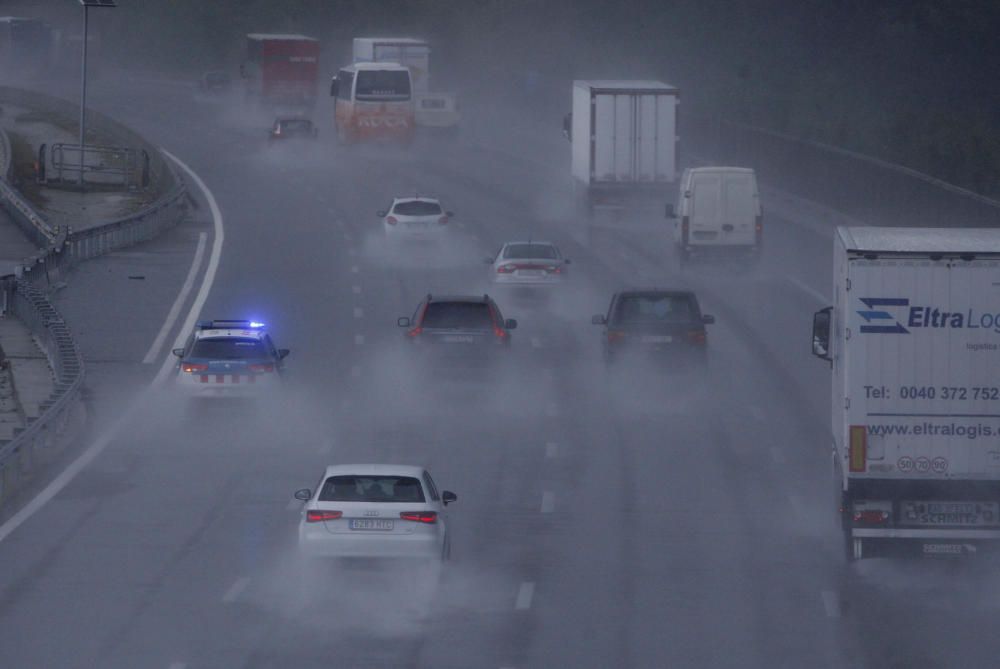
left=486, top=241, right=570, bottom=285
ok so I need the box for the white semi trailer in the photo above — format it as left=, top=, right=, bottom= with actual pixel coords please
left=812, top=227, right=1000, bottom=560
left=352, top=37, right=459, bottom=130
left=567, top=80, right=678, bottom=213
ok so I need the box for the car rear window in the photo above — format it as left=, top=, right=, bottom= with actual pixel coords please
left=319, top=476, right=426, bottom=503
left=420, top=302, right=493, bottom=329
left=190, top=338, right=268, bottom=359
left=614, top=295, right=696, bottom=324
left=503, top=244, right=558, bottom=260
left=393, top=200, right=442, bottom=216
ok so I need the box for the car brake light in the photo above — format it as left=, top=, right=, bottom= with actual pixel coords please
left=438, top=215, right=448, bottom=225
left=546, top=265, right=562, bottom=274
left=400, top=511, right=437, bottom=523
left=387, top=216, right=398, bottom=225
left=607, top=330, right=626, bottom=343
left=306, top=510, right=342, bottom=522
left=687, top=330, right=706, bottom=345
left=182, top=363, right=208, bottom=373
left=494, top=326, right=507, bottom=338
left=248, top=363, right=274, bottom=372
left=853, top=509, right=889, bottom=524
left=497, top=264, right=516, bottom=274
left=407, top=326, right=423, bottom=337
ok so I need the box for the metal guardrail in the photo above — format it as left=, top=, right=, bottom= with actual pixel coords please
left=0, top=91, right=189, bottom=512
left=0, top=277, right=84, bottom=508
left=686, top=116, right=1000, bottom=229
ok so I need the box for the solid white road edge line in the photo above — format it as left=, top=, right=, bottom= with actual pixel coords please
left=515, top=582, right=535, bottom=610
left=142, top=231, right=208, bottom=364
left=786, top=275, right=830, bottom=305
left=0, top=149, right=224, bottom=546
left=222, top=576, right=251, bottom=603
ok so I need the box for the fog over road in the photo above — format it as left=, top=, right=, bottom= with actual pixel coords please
left=1, top=72, right=999, bottom=669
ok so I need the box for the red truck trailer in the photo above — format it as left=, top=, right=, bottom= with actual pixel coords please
left=242, top=33, right=319, bottom=107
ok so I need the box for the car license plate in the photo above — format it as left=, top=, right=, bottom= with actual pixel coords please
left=349, top=519, right=394, bottom=531
left=641, top=335, right=673, bottom=344
left=518, top=269, right=544, bottom=277
left=902, top=501, right=999, bottom=526
left=443, top=335, right=475, bottom=343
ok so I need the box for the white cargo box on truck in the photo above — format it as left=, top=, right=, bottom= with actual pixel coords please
left=570, top=80, right=678, bottom=211
left=813, top=226, right=1000, bottom=560
left=352, top=37, right=458, bottom=129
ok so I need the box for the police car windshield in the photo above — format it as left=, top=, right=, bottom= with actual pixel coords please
left=614, top=295, right=695, bottom=324
left=421, top=302, right=493, bottom=329
left=319, top=476, right=425, bottom=503
left=504, top=244, right=558, bottom=260
left=190, top=338, right=268, bottom=360
left=393, top=200, right=442, bottom=216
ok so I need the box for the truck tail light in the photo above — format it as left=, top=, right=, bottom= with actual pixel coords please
left=306, top=510, right=342, bottom=523
left=400, top=511, right=437, bottom=523
left=248, top=363, right=274, bottom=373
left=849, top=425, right=867, bottom=472
left=182, top=363, right=208, bottom=373
left=853, top=509, right=890, bottom=524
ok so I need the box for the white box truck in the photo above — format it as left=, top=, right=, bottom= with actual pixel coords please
left=812, top=227, right=1000, bottom=560
left=352, top=37, right=459, bottom=130
left=567, top=80, right=678, bottom=213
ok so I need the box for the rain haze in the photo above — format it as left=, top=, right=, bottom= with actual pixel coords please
left=0, top=2, right=999, bottom=668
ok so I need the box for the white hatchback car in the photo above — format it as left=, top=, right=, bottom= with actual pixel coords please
left=296, top=464, right=456, bottom=561
left=377, top=197, right=453, bottom=239
left=487, top=241, right=570, bottom=285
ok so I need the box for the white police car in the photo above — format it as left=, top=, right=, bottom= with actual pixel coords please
left=172, top=320, right=289, bottom=398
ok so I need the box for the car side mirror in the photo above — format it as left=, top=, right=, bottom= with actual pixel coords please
left=504, top=319, right=517, bottom=330
left=329, top=78, right=339, bottom=97
left=591, top=314, right=607, bottom=325
left=702, top=314, right=715, bottom=325
left=397, top=316, right=411, bottom=328
left=812, top=306, right=833, bottom=361
left=172, top=348, right=184, bottom=357
left=665, top=203, right=676, bottom=218
left=442, top=490, right=457, bottom=505
left=277, top=348, right=290, bottom=359
left=294, top=488, right=312, bottom=501
left=376, top=210, right=387, bottom=218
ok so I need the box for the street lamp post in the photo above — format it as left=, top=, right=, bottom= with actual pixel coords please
left=77, top=0, right=116, bottom=187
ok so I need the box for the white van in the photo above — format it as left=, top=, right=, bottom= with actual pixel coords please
left=667, top=167, right=762, bottom=262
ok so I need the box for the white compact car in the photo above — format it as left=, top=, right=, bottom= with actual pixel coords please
left=377, top=197, right=453, bottom=240
left=296, top=464, right=457, bottom=560
left=486, top=241, right=570, bottom=285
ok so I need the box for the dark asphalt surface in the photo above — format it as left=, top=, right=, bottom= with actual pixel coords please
left=0, top=73, right=997, bottom=669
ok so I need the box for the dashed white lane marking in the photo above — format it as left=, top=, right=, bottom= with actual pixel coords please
left=352, top=285, right=362, bottom=294
left=770, top=446, right=786, bottom=464
left=351, top=365, right=361, bottom=378
left=142, top=231, right=207, bottom=364
left=821, top=589, right=841, bottom=618
left=0, top=150, right=225, bottom=546
left=515, top=582, right=535, bottom=610
left=786, top=275, right=830, bottom=304
left=222, top=576, right=251, bottom=603
left=354, top=334, right=365, bottom=346
left=353, top=307, right=364, bottom=319
left=530, top=336, right=543, bottom=349
left=541, top=491, right=555, bottom=513
left=545, top=403, right=558, bottom=417
left=545, top=442, right=558, bottom=458
left=286, top=497, right=300, bottom=511
left=350, top=265, right=359, bottom=273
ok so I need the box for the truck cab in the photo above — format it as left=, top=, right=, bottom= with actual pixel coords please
left=668, top=167, right=762, bottom=263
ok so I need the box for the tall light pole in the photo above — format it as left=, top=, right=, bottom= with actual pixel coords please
left=77, top=0, right=116, bottom=187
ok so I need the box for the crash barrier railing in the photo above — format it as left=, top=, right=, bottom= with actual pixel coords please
left=0, top=128, right=60, bottom=248
left=43, top=143, right=150, bottom=190
left=686, top=116, right=1000, bottom=228
left=0, top=277, right=84, bottom=511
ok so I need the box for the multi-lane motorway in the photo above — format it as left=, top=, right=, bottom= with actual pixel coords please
left=0, top=73, right=997, bottom=669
